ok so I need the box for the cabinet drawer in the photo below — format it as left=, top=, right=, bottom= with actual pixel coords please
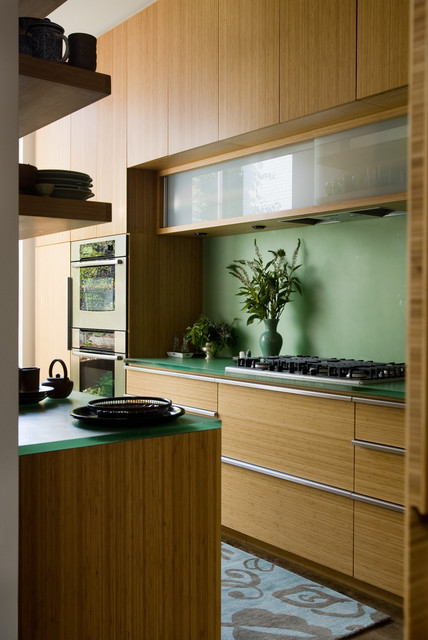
left=222, top=462, right=353, bottom=576
left=355, top=402, right=405, bottom=448
left=354, top=501, right=404, bottom=596
left=219, top=384, right=354, bottom=490
left=354, top=444, right=405, bottom=505
left=126, top=369, right=217, bottom=413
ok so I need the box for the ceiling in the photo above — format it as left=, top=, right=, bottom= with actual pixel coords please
left=49, top=0, right=155, bottom=37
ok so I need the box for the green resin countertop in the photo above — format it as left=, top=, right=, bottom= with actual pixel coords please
left=19, top=391, right=221, bottom=456
left=125, top=356, right=405, bottom=402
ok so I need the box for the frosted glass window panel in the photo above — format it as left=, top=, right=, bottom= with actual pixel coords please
left=314, top=116, right=407, bottom=204
left=163, top=116, right=407, bottom=228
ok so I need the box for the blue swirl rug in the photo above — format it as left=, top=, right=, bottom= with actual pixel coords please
left=221, top=542, right=389, bottom=639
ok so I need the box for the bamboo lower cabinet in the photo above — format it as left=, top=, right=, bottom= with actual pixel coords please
left=19, top=428, right=221, bottom=640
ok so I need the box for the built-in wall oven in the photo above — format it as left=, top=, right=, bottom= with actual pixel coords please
left=69, top=234, right=127, bottom=396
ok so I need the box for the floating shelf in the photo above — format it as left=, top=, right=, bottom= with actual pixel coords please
left=19, top=55, right=111, bottom=137
left=19, top=0, right=66, bottom=18
left=19, top=194, right=112, bottom=240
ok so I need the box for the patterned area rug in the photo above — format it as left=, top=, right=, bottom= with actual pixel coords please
left=221, top=542, right=390, bottom=639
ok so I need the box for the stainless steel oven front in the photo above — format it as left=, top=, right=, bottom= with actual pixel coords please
left=71, top=234, right=127, bottom=332
left=70, top=329, right=126, bottom=397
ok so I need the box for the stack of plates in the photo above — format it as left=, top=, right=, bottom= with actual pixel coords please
left=36, top=169, right=94, bottom=201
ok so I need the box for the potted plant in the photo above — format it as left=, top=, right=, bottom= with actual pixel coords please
left=226, top=239, right=302, bottom=356
left=184, top=314, right=237, bottom=359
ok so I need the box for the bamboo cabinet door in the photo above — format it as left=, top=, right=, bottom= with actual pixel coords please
left=357, top=0, right=409, bottom=99
left=167, top=0, right=218, bottom=154
left=280, top=0, right=356, bottom=122
left=94, top=22, right=128, bottom=237
left=126, top=2, right=168, bottom=167
left=219, top=0, right=279, bottom=139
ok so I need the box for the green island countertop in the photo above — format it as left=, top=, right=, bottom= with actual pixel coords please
left=19, top=391, right=221, bottom=456
left=125, top=356, right=405, bottom=402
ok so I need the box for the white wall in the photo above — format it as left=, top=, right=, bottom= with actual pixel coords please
left=1, top=0, right=19, bottom=637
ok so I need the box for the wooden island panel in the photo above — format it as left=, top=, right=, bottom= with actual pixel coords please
left=19, top=429, right=220, bottom=640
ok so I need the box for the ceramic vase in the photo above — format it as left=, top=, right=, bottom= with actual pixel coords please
left=259, top=318, right=283, bottom=356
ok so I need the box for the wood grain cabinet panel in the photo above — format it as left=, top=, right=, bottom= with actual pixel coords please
left=354, top=501, right=404, bottom=596
left=127, top=1, right=168, bottom=167
left=219, top=384, right=354, bottom=489
left=167, top=0, right=219, bottom=154
left=19, top=429, right=221, bottom=640
left=34, top=242, right=70, bottom=381
left=222, top=463, right=354, bottom=575
left=127, top=369, right=217, bottom=413
left=355, top=402, right=405, bottom=448
left=354, top=446, right=405, bottom=504
left=357, top=0, right=409, bottom=99
left=94, top=22, right=128, bottom=237
left=34, top=115, right=71, bottom=246
left=280, top=0, right=356, bottom=122
left=219, top=0, right=279, bottom=139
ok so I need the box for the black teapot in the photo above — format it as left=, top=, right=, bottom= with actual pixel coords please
left=42, top=359, right=73, bottom=398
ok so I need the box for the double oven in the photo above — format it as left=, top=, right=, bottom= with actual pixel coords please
left=69, top=234, right=127, bottom=396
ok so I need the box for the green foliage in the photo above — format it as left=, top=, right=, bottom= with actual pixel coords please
left=227, top=239, right=302, bottom=325
left=184, top=314, right=237, bottom=354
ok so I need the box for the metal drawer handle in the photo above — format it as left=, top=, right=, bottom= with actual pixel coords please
left=72, top=350, right=123, bottom=361
left=352, top=439, right=405, bottom=455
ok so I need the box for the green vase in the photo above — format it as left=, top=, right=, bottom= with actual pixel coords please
left=259, top=318, right=283, bottom=356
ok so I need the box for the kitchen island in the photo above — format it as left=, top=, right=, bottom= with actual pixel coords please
left=125, top=357, right=405, bottom=601
left=19, top=392, right=221, bottom=640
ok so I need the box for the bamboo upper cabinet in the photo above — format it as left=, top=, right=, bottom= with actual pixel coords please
left=167, top=0, right=219, bottom=155
left=219, top=0, right=280, bottom=139
left=357, top=0, right=409, bottom=99
left=280, top=0, right=356, bottom=122
left=126, top=0, right=168, bottom=166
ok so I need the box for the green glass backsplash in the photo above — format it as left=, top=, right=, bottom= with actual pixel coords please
left=202, top=215, right=407, bottom=361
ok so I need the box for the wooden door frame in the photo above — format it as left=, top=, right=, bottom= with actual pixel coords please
left=406, top=0, right=428, bottom=637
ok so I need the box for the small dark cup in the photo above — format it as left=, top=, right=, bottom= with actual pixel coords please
left=68, top=33, right=97, bottom=71
left=19, top=367, right=40, bottom=393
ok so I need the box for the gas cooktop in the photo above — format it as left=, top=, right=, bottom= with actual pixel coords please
left=225, top=355, right=405, bottom=386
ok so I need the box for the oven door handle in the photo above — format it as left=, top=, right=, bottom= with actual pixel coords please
left=72, top=350, right=124, bottom=361
left=71, top=258, right=124, bottom=268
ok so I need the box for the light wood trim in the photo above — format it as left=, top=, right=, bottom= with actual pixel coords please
left=126, top=2, right=168, bottom=167
left=19, top=55, right=111, bottom=138
left=19, top=429, right=221, bottom=639
left=34, top=242, right=70, bottom=381
left=355, top=401, right=405, bottom=448
left=219, top=0, right=279, bottom=139
left=222, top=462, right=354, bottom=575
left=219, top=384, right=354, bottom=489
left=357, top=0, right=409, bottom=99
left=280, top=0, right=356, bottom=122
left=127, top=369, right=217, bottom=412
left=355, top=446, right=405, bottom=505
left=354, top=501, right=404, bottom=596
left=19, top=0, right=65, bottom=17
left=167, top=0, right=218, bottom=154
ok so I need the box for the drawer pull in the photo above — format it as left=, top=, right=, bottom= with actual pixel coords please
left=221, top=456, right=351, bottom=498
left=352, top=439, right=405, bottom=455
left=351, top=492, right=404, bottom=513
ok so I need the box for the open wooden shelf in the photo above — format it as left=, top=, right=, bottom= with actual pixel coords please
left=157, top=192, right=407, bottom=237
left=19, top=0, right=66, bottom=18
left=19, top=194, right=112, bottom=239
left=19, top=55, right=111, bottom=137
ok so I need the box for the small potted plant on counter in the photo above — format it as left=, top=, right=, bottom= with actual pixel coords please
left=184, top=314, right=237, bottom=359
left=227, top=239, right=302, bottom=356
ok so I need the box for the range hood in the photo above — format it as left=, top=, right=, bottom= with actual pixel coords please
left=287, top=207, right=407, bottom=225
